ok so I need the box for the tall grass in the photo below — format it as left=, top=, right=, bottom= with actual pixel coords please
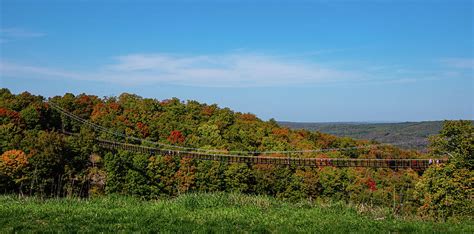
left=0, top=193, right=472, bottom=233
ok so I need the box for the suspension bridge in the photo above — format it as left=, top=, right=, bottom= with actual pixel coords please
left=49, top=101, right=448, bottom=170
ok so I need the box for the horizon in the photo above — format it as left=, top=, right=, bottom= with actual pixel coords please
left=1, top=0, right=473, bottom=122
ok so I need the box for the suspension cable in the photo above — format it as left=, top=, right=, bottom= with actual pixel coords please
left=48, top=101, right=427, bottom=155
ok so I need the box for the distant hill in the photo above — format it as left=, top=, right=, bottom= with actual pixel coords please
left=278, top=121, right=472, bottom=151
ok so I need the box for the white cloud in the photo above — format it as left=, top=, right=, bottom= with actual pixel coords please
left=1, top=53, right=368, bottom=87
left=0, top=61, right=81, bottom=79
left=0, top=27, right=45, bottom=44
left=100, top=53, right=362, bottom=86
left=3, top=53, right=466, bottom=87
left=440, top=58, right=474, bottom=69
left=0, top=28, right=46, bottom=38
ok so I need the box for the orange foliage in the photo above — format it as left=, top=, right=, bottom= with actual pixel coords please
left=175, top=158, right=196, bottom=193
left=91, top=103, right=106, bottom=120
left=108, top=102, right=121, bottom=111
left=315, top=134, right=337, bottom=148
left=297, top=130, right=309, bottom=138
left=240, top=113, right=256, bottom=121
left=1, top=150, right=29, bottom=174
left=116, top=116, right=131, bottom=126
left=76, top=95, right=91, bottom=105
left=201, top=106, right=215, bottom=117
left=272, top=128, right=290, bottom=137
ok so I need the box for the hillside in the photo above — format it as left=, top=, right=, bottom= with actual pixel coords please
left=0, top=89, right=424, bottom=198
left=2, top=89, right=472, bottom=222
left=278, top=121, right=471, bottom=151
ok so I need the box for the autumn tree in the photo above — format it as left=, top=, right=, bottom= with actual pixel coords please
left=0, top=150, right=29, bottom=192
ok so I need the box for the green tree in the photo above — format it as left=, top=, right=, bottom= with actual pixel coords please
left=429, top=120, right=473, bottom=170
left=195, top=161, right=226, bottom=192
left=224, top=163, right=254, bottom=193
left=415, top=164, right=473, bottom=221
left=24, top=131, right=70, bottom=196
left=415, top=120, right=474, bottom=220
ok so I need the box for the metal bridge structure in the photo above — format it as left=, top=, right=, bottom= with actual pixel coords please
left=49, top=101, right=448, bottom=170
left=95, top=138, right=447, bottom=170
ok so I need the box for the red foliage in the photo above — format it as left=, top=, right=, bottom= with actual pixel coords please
left=136, top=122, right=150, bottom=137
left=168, top=130, right=185, bottom=144
left=366, top=178, right=377, bottom=191
left=0, top=107, right=21, bottom=123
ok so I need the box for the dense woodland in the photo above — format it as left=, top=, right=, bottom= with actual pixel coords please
left=0, top=88, right=472, bottom=221
left=279, top=121, right=464, bottom=151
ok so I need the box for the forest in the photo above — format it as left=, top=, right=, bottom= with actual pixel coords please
left=0, top=88, right=472, bottom=222
left=279, top=121, right=459, bottom=151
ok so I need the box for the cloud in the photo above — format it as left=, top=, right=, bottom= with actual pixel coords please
left=101, top=53, right=362, bottom=86
left=0, top=61, right=81, bottom=79
left=440, top=58, right=474, bottom=69
left=1, top=53, right=367, bottom=87
left=1, top=28, right=45, bottom=38
left=0, top=27, right=45, bottom=43
left=2, top=53, right=464, bottom=87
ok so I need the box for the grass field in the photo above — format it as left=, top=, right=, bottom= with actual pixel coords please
left=1, top=193, right=472, bottom=233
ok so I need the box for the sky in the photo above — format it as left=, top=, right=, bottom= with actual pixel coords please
left=0, top=0, right=473, bottom=122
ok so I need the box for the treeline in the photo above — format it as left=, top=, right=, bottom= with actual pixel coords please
left=279, top=121, right=459, bottom=151
left=0, top=88, right=472, bottom=220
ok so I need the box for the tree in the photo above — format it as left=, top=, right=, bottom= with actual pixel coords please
left=415, top=120, right=474, bottom=220
left=147, top=155, right=179, bottom=196
left=415, top=164, right=473, bottom=221
left=0, top=150, right=29, bottom=192
left=24, top=131, right=70, bottom=196
left=197, top=123, right=222, bottom=147
left=168, top=130, right=185, bottom=144
left=175, top=158, right=197, bottom=194
left=224, top=163, right=254, bottom=193
left=195, top=161, right=226, bottom=192
left=429, top=120, right=473, bottom=170
left=0, top=123, right=24, bottom=152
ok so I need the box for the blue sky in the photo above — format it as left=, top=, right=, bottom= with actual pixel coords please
left=1, top=0, right=473, bottom=122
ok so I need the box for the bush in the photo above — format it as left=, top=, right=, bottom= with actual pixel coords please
left=415, top=164, right=473, bottom=221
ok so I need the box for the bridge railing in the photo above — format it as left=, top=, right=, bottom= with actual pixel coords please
left=95, top=138, right=447, bottom=170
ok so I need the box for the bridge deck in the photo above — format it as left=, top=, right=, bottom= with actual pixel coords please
left=95, top=139, right=447, bottom=169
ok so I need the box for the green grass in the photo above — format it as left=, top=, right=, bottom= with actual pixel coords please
left=0, top=193, right=472, bottom=233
